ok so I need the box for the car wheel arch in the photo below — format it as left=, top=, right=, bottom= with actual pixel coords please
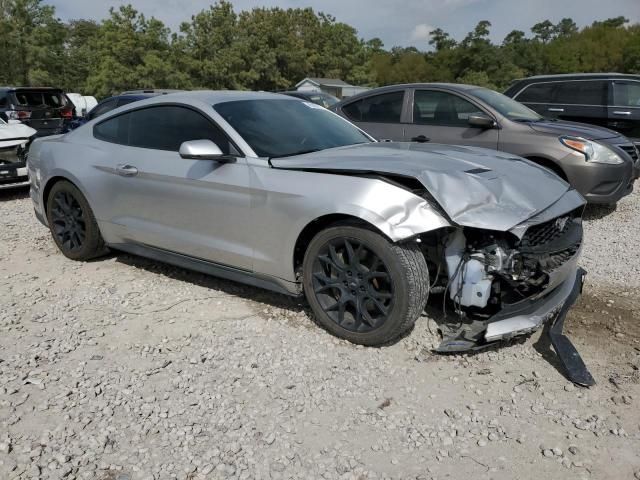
left=42, top=174, right=92, bottom=216
left=42, top=176, right=74, bottom=216
left=292, top=214, right=391, bottom=275
left=524, top=156, right=569, bottom=181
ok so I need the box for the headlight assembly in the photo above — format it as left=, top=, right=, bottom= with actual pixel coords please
left=560, top=136, right=624, bottom=165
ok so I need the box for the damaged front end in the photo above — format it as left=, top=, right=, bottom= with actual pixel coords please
left=0, top=121, right=35, bottom=190
left=419, top=198, right=592, bottom=384
left=0, top=142, right=30, bottom=190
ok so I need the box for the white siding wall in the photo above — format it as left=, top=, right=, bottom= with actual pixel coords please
left=297, top=81, right=321, bottom=93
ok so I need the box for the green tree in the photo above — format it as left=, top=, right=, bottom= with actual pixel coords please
left=531, top=20, right=555, bottom=43
left=428, top=28, right=456, bottom=51
left=0, top=0, right=64, bottom=86
left=85, top=5, right=183, bottom=97
left=555, top=18, right=578, bottom=37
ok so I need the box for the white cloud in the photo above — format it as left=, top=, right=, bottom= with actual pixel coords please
left=411, top=23, right=436, bottom=42
left=49, top=0, right=640, bottom=47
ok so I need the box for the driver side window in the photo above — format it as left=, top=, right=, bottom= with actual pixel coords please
left=414, top=90, right=483, bottom=127
left=94, top=105, right=234, bottom=155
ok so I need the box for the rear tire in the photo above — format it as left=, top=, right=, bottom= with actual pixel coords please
left=302, top=224, right=429, bottom=346
left=46, top=180, right=107, bottom=261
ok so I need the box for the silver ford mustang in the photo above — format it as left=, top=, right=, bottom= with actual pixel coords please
left=28, top=91, right=587, bottom=357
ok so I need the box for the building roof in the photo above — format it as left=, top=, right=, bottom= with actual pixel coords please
left=296, top=77, right=352, bottom=88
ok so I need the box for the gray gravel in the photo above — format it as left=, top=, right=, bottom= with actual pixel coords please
left=581, top=190, right=640, bottom=288
left=1, top=188, right=639, bottom=480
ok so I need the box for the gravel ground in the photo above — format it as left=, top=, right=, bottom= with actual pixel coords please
left=1, top=188, right=639, bottom=480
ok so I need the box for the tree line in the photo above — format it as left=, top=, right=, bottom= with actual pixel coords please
left=1, top=0, right=638, bottom=99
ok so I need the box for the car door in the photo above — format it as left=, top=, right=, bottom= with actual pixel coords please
left=93, top=105, right=253, bottom=270
left=549, top=80, right=609, bottom=129
left=610, top=79, right=640, bottom=144
left=339, top=90, right=407, bottom=141
left=402, top=89, right=499, bottom=149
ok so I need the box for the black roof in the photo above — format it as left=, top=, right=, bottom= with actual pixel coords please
left=0, top=86, right=64, bottom=92
left=511, top=73, right=640, bottom=83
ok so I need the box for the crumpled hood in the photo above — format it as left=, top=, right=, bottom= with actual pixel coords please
left=271, top=142, right=571, bottom=231
left=0, top=121, right=36, bottom=148
left=528, top=119, right=620, bottom=140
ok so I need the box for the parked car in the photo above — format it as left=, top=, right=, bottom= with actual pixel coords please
left=27, top=91, right=593, bottom=385
left=66, top=93, right=98, bottom=117
left=0, top=118, right=36, bottom=190
left=67, top=93, right=156, bottom=130
left=0, top=87, right=75, bottom=137
left=504, top=73, right=640, bottom=147
left=120, top=89, right=185, bottom=96
left=331, top=83, right=639, bottom=204
left=279, top=91, right=340, bottom=108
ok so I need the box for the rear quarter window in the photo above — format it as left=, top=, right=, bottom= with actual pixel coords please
left=94, top=113, right=130, bottom=145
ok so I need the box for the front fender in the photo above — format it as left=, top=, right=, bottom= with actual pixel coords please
left=249, top=165, right=451, bottom=282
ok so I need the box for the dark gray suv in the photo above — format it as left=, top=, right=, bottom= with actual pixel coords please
left=504, top=73, right=640, bottom=147
left=331, top=83, right=639, bottom=204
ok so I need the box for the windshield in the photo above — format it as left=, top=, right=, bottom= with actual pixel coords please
left=214, top=99, right=371, bottom=158
left=471, top=88, right=542, bottom=122
left=308, top=93, right=339, bottom=108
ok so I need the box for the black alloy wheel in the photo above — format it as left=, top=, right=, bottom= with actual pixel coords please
left=50, top=190, right=86, bottom=252
left=46, top=180, right=107, bottom=261
left=303, top=223, right=429, bottom=346
left=311, top=237, right=394, bottom=333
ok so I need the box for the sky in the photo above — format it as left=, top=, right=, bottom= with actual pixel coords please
left=49, top=0, right=640, bottom=48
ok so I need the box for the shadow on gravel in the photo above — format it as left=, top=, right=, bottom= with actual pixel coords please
left=114, top=252, right=309, bottom=314
left=0, top=186, right=29, bottom=201
left=107, top=252, right=548, bottom=351
left=583, top=203, right=617, bottom=220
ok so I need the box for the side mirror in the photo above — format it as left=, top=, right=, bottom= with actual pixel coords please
left=179, top=139, right=232, bottom=162
left=468, top=113, right=496, bottom=129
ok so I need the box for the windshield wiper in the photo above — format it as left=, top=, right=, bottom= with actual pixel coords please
left=271, top=148, right=322, bottom=159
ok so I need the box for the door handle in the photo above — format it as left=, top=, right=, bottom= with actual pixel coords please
left=116, top=164, right=138, bottom=177
left=411, top=135, right=430, bottom=143
left=548, top=108, right=564, bottom=112
left=613, top=111, right=632, bottom=116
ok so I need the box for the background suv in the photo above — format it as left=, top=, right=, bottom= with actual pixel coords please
left=331, top=83, right=639, bottom=204
left=504, top=73, right=640, bottom=148
left=0, top=87, right=74, bottom=137
left=68, top=92, right=174, bottom=130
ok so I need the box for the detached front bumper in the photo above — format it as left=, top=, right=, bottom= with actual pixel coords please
left=437, top=265, right=594, bottom=385
left=485, top=266, right=584, bottom=342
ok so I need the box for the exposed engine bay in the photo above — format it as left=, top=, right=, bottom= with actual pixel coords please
left=419, top=207, right=584, bottom=350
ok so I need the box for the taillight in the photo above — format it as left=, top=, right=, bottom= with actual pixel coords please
left=7, top=110, right=31, bottom=120
left=61, top=108, right=73, bottom=119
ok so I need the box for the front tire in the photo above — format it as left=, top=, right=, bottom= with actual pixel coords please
left=46, top=180, right=107, bottom=261
left=302, top=224, right=429, bottom=346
